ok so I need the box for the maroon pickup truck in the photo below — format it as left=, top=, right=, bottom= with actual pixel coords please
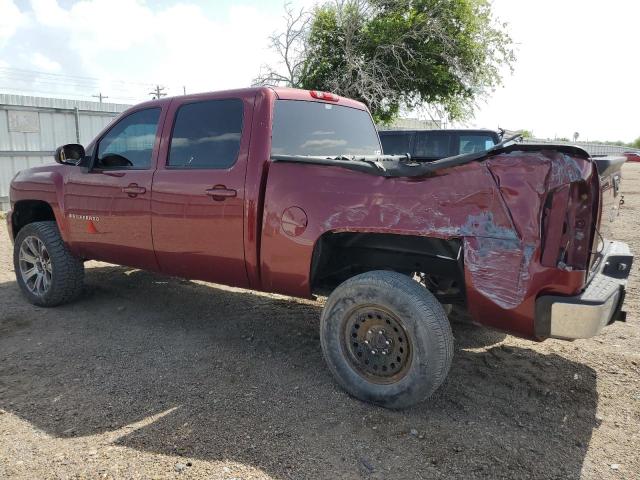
left=6, top=87, right=633, bottom=408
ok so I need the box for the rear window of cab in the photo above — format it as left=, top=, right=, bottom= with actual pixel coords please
left=271, top=100, right=381, bottom=157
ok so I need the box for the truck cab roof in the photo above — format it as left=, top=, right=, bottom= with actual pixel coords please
left=129, top=87, right=369, bottom=112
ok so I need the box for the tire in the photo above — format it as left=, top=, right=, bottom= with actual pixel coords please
left=13, top=221, right=84, bottom=307
left=320, top=271, right=453, bottom=409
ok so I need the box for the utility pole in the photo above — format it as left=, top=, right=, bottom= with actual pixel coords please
left=149, top=85, right=167, bottom=100
left=183, top=86, right=186, bottom=95
left=92, top=92, right=108, bottom=103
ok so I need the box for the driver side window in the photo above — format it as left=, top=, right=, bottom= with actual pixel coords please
left=97, top=108, right=161, bottom=169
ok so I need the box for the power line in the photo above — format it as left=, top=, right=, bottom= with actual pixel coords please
left=0, top=73, right=153, bottom=94
left=0, top=67, right=190, bottom=102
left=0, top=66, right=157, bottom=88
left=0, top=83, right=138, bottom=102
left=0, top=67, right=186, bottom=96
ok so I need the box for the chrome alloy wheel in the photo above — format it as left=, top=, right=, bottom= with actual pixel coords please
left=19, top=235, right=52, bottom=297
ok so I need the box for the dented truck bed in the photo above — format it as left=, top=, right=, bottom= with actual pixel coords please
left=264, top=143, right=632, bottom=340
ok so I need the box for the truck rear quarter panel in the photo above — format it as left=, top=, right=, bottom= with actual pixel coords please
left=260, top=150, right=595, bottom=338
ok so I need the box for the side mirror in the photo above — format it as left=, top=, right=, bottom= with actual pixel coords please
left=54, top=144, right=85, bottom=165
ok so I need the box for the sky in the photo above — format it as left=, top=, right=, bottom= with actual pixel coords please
left=0, top=0, right=638, bottom=142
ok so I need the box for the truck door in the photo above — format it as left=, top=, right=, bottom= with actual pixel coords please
left=64, top=106, right=165, bottom=270
left=151, top=95, right=253, bottom=288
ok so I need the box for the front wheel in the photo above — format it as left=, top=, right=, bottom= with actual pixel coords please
left=320, top=271, right=453, bottom=409
left=13, top=221, right=84, bottom=307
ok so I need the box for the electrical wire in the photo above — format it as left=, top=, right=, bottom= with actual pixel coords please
left=0, top=66, right=187, bottom=100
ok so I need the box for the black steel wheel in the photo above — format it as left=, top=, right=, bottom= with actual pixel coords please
left=320, top=270, right=453, bottom=409
left=343, top=306, right=412, bottom=384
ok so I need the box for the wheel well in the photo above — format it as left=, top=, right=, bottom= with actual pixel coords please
left=310, top=232, right=465, bottom=305
left=11, top=200, right=56, bottom=238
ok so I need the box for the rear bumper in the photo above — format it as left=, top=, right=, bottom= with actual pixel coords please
left=535, top=241, right=633, bottom=340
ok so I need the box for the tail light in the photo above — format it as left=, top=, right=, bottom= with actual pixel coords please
left=541, top=181, right=597, bottom=271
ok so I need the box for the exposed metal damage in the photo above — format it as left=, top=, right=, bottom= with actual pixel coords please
left=264, top=145, right=593, bottom=336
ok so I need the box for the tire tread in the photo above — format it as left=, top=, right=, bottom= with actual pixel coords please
left=13, top=221, right=84, bottom=307
left=320, top=270, right=453, bottom=408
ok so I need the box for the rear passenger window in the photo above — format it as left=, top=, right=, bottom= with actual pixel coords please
left=168, top=99, right=243, bottom=169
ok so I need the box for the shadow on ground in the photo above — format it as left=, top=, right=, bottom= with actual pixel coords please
left=0, top=266, right=598, bottom=479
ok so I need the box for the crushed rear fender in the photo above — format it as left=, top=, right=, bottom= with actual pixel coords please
left=262, top=144, right=597, bottom=339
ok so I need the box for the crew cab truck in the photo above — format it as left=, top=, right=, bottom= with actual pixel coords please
left=6, top=87, right=633, bottom=408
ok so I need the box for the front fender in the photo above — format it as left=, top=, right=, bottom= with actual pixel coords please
left=10, top=167, right=70, bottom=243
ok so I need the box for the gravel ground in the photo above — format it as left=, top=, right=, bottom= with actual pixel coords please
left=0, top=164, right=639, bottom=480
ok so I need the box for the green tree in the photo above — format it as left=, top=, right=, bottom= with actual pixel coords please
left=632, top=137, right=640, bottom=149
left=520, top=130, right=534, bottom=139
left=298, top=0, right=515, bottom=123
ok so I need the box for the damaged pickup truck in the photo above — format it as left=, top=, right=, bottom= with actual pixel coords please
left=6, top=88, right=633, bottom=408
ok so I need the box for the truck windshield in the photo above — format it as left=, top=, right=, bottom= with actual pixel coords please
left=271, top=100, right=381, bottom=156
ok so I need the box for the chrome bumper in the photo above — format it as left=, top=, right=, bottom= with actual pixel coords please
left=535, top=241, right=633, bottom=340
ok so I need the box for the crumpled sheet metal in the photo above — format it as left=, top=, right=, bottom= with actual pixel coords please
left=261, top=149, right=593, bottom=330
left=319, top=150, right=589, bottom=309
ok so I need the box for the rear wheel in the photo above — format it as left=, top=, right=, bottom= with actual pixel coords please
left=13, top=221, right=84, bottom=307
left=320, top=270, right=453, bottom=409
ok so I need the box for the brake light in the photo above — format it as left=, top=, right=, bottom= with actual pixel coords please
left=541, top=181, right=595, bottom=270
left=310, top=90, right=339, bottom=102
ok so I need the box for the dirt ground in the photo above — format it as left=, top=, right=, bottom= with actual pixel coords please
left=0, top=164, right=639, bottom=480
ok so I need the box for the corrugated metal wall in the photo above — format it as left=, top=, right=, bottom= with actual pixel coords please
left=0, top=94, right=130, bottom=209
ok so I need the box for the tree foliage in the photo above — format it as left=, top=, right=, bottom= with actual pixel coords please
left=256, top=0, right=515, bottom=124
left=519, top=130, right=534, bottom=139
left=632, top=137, right=640, bottom=149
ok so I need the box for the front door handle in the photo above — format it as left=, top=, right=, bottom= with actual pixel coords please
left=122, top=183, right=147, bottom=197
left=205, top=185, right=237, bottom=201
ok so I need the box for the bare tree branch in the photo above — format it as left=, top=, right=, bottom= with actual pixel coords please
left=252, top=3, right=311, bottom=87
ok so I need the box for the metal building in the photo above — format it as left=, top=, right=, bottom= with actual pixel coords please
left=0, top=94, right=130, bottom=210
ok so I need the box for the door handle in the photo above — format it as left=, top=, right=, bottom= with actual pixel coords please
left=122, top=183, right=147, bottom=197
left=205, top=186, right=237, bottom=201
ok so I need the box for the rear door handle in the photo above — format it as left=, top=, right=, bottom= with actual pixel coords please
left=205, top=186, right=237, bottom=200
left=122, top=183, right=147, bottom=197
